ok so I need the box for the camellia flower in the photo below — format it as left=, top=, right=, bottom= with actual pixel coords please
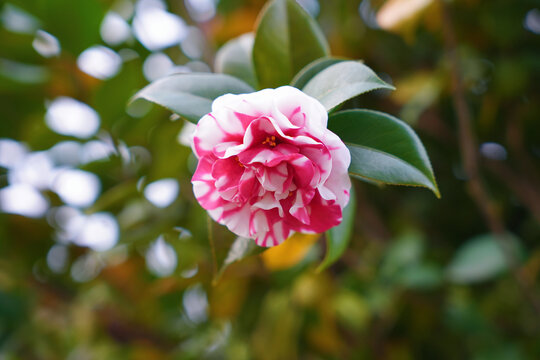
left=191, top=86, right=351, bottom=247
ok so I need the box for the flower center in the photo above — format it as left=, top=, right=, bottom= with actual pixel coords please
left=262, top=135, right=277, bottom=147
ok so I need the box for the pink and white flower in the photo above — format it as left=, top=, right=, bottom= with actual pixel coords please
left=191, top=86, right=351, bottom=247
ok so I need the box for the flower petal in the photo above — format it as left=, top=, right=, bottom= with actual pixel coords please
left=191, top=86, right=351, bottom=247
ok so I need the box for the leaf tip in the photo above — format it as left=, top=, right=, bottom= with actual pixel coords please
left=428, top=176, right=441, bottom=199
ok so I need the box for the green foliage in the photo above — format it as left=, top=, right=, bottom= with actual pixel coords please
left=131, top=73, right=255, bottom=123
left=290, top=57, right=347, bottom=89
left=317, top=186, right=356, bottom=272
left=214, top=33, right=258, bottom=89
left=135, top=0, right=437, bottom=268
left=446, top=233, right=523, bottom=284
left=380, top=233, right=443, bottom=289
left=301, top=61, right=395, bottom=111
left=1, top=0, right=540, bottom=358
left=329, top=109, right=439, bottom=196
left=252, top=0, right=329, bottom=88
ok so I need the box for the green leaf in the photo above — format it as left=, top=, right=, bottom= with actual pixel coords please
left=378, top=233, right=442, bottom=289
left=380, top=233, right=424, bottom=278
left=446, top=233, right=523, bottom=284
left=215, top=33, right=258, bottom=89
left=328, top=109, right=440, bottom=197
left=214, top=237, right=263, bottom=284
left=302, top=61, right=395, bottom=111
left=253, top=0, right=329, bottom=89
left=317, top=185, right=356, bottom=272
left=290, top=57, right=347, bottom=89
left=130, top=73, right=254, bottom=123
left=396, top=263, right=443, bottom=290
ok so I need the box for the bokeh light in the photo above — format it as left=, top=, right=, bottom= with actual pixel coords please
left=45, top=97, right=100, bottom=138
left=133, top=0, right=188, bottom=51
left=51, top=169, right=101, bottom=208
left=182, top=284, right=208, bottom=324
left=142, top=52, right=174, bottom=81
left=100, top=11, right=132, bottom=46
left=480, top=142, right=508, bottom=161
left=80, top=140, right=116, bottom=164
left=73, top=213, right=119, bottom=252
left=143, top=178, right=179, bottom=208
left=48, top=141, right=83, bottom=166
left=0, top=139, right=28, bottom=169
left=0, top=184, right=49, bottom=218
left=77, top=45, right=122, bottom=80
left=524, top=8, right=540, bottom=34
left=32, top=30, right=61, bottom=57
left=46, top=244, right=69, bottom=273
left=184, top=0, right=217, bottom=23
left=146, top=236, right=178, bottom=277
left=180, top=27, right=205, bottom=59
left=1, top=3, right=39, bottom=34
left=8, top=152, right=54, bottom=189
left=71, top=253, right=103, bottom=282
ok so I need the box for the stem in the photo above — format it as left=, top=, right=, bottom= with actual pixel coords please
left=207, top=215, right=217, bottom=280
left=438, top=0, right=540, bottom=320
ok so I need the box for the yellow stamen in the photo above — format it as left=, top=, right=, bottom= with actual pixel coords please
left=262, top=136, right=277, bottom=147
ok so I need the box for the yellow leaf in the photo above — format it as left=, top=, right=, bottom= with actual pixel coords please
left=261, top=233, right=320, bottom=271
left=377, top=0, right=433, bottom=31
left=376, top=0, right=440, bottom=41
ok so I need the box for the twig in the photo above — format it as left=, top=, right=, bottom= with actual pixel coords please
left=438, top=0, right=540, bottom=319
left=485, top=160, right=540, bottom=222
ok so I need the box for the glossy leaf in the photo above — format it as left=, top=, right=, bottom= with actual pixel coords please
left=317, top=185, right=356, bottom=272
left=253, top=0, right=329, bottom=89
left=290, top=57, right=347, bottom=89
left=328, top=109, right=439, bottom=196
left=214, top=33, right=258, bottom=89
left=446, top=233, right=523, bottom=284
left=130, top=73, right=254, bottom=123
left=302, top=61, right=395, bottom=111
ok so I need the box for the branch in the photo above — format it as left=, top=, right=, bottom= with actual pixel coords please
left=485, top=160, right=540, bottom=223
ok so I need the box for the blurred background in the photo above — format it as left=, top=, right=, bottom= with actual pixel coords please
left=0, top=0, right=539, bottom=358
